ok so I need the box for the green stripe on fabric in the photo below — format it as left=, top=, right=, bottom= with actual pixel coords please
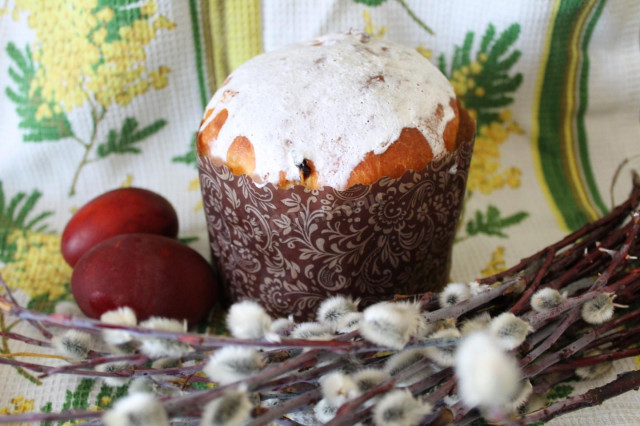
left=189, top=0, right=208, bottom=109
left=199, top=0, right=216, bottom=95
left=576, top=0, right=608, bottom=215
left=536, top=0, right=607, bottom=231
left=538, top=0, right=588, bottom=231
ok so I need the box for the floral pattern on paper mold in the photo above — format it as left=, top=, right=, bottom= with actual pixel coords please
left=199, top=131, right=474, bottom=319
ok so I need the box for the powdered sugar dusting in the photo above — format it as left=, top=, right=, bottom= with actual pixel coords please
left=201, top=31, right=456, bottom=190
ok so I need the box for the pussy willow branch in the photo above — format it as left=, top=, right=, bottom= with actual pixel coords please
left=0, top=355, right=48, bottom=373
left=255, top=357, right=349, bottom=392
left=477, top=170, right=640, bottom=284
left=590, top=212, right=639, bottom=290
left=545, top=347, right=640, bottom=373
left=522, top=270, right=640, bottom=325
left=521, top=273, right=639, bottom=354
left=0, top=409, right=102, bottom=424
left=531, top=370, right=577, bottom=397
left=0, top=289, right=462, bottom=354
left=0, top=175, right=639, bottom=425
left=0, top=276, right=51, bottom=339
left=409, top=366, right=453, bottom=397
left=586, top=323, right=640, bottom=351
left=523, top=308, right=640, bottom=378
left=248, top=388, right=323, bottom=426
left=510, top=247, right=555, bottom=314
left=331, top=367, right=456, bottom=426
left=423, top=273, right=527, bottom=323
left=0, top=330, right=51, bottom=348
left=164, top=349, right=322, bottom=415
left=254, top=350, right=438, bottom=426
left=449, top=206, right=639, bottom=423
left=327, top=380, right=396, bottom=426
left=546, top=219, right=630, bottom=290
left=546, top=220, right=620, bottom=276
left=521, top=370, right=640, bottom=424
left=519, top=214, right=640, bottom=369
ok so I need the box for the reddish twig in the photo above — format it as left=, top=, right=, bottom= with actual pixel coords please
left=0, top=273, right=52, bottom=339
left=0, top=177, right=638, bottom=426
left=248, top=389, right=322, bottom=426
left=477, top=175, right=640, bottom=284
left=510, top=248, right=555, bottom=315
left=523, top=309, right=640, bottom=377
left=0, top=409, right=102, bottom=424
left=0, top=330, right=52, bottom=348
left=545, top=347, right=640, bottom=373
left=327, top=379, right=396, bottom=426
left=521, top=370, right=640, bottom=423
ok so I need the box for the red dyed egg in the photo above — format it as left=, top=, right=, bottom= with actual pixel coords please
left=71, top=233, right=218, bottom=326
left=61, top=188, right=178, bottom=266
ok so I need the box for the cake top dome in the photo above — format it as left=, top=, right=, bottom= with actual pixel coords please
left=199, top=31, right=457, bottom=190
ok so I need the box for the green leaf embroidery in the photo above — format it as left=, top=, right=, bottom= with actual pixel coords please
left=437, top=53, right=447, bottom=75
left=94, top=383, right=112, bottom=409
left=172, top=132, right=198, bottom=167
left=0, top=182, right=54, bottom=231
left=97, top=117, right=167, bottom=158
left=440, top=23, right=523, bottom=128
left=547, top=384, right=574, bottom=401
left=113, top=383, right=129, bottom=400
left=95, top=0, right=143, bottom=42
left=61, top=378, right=96, bottom=412
left=4, top=43, right=73, bottom=142
left=40, top=401, right=53, bottom=426
left=354, top=0, right=388, bottom=6
left=179, top=236, right=200, bottom=245
left=492, top=74, right=523, bottom=93
left=495, top=50, right=522, bottom=72
left=451, top=45, right=463, bottom=76
left=5, top=10, right=172, bottom=195
left=26, top=286, right=72, bottom=314
left=190, top=381, right=212, bottom=390
left=487, top=23, right=521, bottom=64
left=460, top=31, right=474, bottom=68
left=466, top=205, right=529, bottom=238
left=479, top=23, right=496, bottom=54
left=0, top=181, right=54, bottom=263
left=95, top=382, right=129, bottom=409
left=38, top=379, right=118, bottom=425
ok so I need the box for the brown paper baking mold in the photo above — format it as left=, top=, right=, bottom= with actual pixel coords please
left=198, top=134, right=474, bottom=319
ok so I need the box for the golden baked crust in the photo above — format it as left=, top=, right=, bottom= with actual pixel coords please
left=226, top=136, right=255, bottom=176
left=346, top=98, right=461, bottom=188
left=197, top=97, right=464, bottom=190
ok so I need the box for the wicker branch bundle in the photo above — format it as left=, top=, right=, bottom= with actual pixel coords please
left=0, top=173, right=639, bottom=425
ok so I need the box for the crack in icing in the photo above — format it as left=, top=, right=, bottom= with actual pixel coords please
left=201, top=31, right=456, bottom=190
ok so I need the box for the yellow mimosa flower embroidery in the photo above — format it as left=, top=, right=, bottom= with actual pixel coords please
left=362, top=10, right=386, bottom=38
left=10, top=0, right=176, bottom=195
left=481, top=246, right=507, bottom=277
left=0, top=395, right=35, bottom=415
left=466, top=111, right=523, bottom=195
left=1, top=231, right=71, bottom=299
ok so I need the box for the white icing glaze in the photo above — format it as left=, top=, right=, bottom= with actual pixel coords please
left=201, top=31, right=456, bottom=190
